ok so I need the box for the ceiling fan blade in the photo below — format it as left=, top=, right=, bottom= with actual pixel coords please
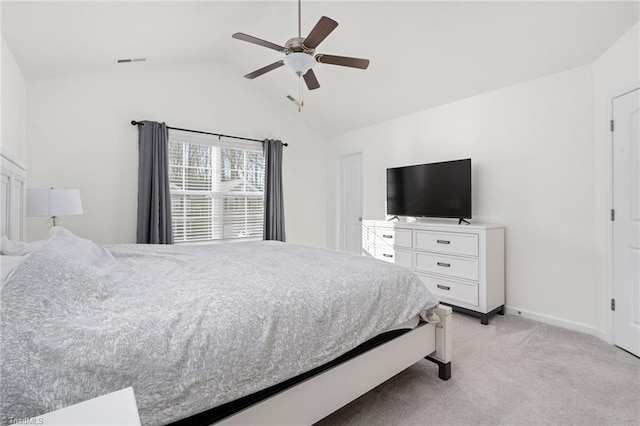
left=304, top=16, right=338, bottom=49
left=303, top=69, right=320, bottom=90
left=232, top=33, right=286, bottom=53
left=244, top=60, right=285, bottom=79
left=316, top=54, right=370, bottom=70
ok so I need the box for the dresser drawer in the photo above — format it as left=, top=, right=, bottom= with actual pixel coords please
left=394, top=228, right=412, bottom=248
left=374, top=228, right=396, bottom=249
left=376, top=248, right=396, bottom=263
left=371, top=246, right=412, bottom=268
left=394, top=248, right=412, bottom=268
left=414, top=230, right=478, bottom=257
left=417, top=273, right=479, bottom=307
left=414, top=252, right=479, bottom=281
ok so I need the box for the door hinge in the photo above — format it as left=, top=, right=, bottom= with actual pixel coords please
left=610, top=120, right=614, bottom=132
left=611, top=209, right=615, bottom=221
left=611, top=298, right=615, bottom=311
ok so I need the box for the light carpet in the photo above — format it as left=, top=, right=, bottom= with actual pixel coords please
left=315, top=313, right=640, bottom=425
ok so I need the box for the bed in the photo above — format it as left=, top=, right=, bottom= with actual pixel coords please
left=0, top=154, right=452, bottom=426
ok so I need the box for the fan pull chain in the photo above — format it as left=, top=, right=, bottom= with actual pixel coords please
left=298, top=75, right=304, bottom=112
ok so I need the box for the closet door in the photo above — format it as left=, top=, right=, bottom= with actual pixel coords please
left=612, top=88, right=640, bottom=357
left=338, top=152, right=363, bottom=254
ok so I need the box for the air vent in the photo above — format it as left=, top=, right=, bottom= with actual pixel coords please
left=115, top=58, right=147, bottom=64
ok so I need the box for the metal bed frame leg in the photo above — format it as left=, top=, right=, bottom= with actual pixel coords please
left=425, top=304, right=453, bottom=380
left=425, top=356, right=451, bottom=380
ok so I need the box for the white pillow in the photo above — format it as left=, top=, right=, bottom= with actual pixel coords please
left=0, top=236, right=47, bottom=256
left=1, top=255, right=25, bottom=282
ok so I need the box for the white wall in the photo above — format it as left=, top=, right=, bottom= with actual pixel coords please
left=327, top=65, right=601, bottom=332
left=26, top=61, right=327, bottom=247
left=592, top=22, right=639, bottom=335
left=1, top=36, right=27, bottom=165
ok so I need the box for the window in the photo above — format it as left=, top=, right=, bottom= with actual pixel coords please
left=168, top=129, right=265, bottom=243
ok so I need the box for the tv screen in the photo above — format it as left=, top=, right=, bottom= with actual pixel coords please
left=386, top=159, right=471, bottom=219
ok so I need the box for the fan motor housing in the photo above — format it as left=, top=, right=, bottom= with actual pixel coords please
left=285, top=37, right=315, bottom=55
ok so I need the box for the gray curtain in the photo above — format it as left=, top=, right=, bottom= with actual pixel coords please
left=136, top=121, right=174, bottom=244
left=263, top=139, right=285, bottom=241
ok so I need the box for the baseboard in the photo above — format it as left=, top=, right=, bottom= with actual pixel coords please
left=504, top=306, right=608, bottom=342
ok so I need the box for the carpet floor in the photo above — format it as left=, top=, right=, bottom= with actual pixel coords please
left=315, top=312, right=640, bottom=425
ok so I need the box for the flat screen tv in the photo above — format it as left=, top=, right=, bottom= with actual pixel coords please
left=387, top=159, right=471, bottom=222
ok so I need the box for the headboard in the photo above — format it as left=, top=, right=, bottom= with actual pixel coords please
left=1, top=152, right=27, bottom=240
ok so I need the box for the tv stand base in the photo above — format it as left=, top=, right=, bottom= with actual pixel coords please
left=458, top=218, right=470, bottom=225
left=439, top=303, right=505, bottom=325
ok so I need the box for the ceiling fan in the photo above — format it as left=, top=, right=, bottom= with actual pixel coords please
left=231, top=0, right=370, bottom=94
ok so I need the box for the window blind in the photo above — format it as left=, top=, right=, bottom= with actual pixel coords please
left=168, top=129, right=265, bottom=243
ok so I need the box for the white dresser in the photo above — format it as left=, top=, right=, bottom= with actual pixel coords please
left=362, top=220, right=505, bottom=324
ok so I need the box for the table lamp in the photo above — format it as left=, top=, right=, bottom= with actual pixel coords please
left=27, top=188, right=83, bottom=227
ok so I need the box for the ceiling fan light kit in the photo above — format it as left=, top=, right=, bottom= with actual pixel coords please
left=232, top=0, right=370, bottom=111
left=283, top=52, right=316, bottom=75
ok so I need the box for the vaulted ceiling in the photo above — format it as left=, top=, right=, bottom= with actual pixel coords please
left=2, top=1, right=638, bottom=135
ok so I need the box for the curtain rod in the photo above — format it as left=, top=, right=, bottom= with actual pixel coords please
left=131, top=121, right=288, bottom=146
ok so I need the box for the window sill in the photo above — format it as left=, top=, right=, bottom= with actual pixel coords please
left=175, top=237, right=263, bottom=246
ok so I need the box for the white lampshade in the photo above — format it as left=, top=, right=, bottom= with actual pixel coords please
left=27, top=188, right=83, bottom=217
left=283, top=52, right=316, bottom=74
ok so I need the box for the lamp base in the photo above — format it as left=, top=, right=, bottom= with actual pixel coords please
left=47, top=216, right=63, bottom=227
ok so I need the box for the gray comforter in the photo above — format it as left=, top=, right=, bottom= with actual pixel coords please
left=1, top=227, right=438, bottom=425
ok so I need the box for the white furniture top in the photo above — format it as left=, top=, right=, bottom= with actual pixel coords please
left=31, top=387, right=141, bottom=425
left=388, top=219, right=504, bottom=231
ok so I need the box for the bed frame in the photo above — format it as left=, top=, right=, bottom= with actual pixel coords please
left=214, top=304, right=452, bottom=425
left=0, top=152, right=27, bottom=240
left=29, top=308, right=451, bottom=426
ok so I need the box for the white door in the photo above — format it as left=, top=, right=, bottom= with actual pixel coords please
left=338, top=153, right=363, bottom=254
left=612, top=88, right=640, bottom=357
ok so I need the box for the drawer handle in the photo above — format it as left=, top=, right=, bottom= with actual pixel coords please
left=383, top=253, right=393, bottom=258
left=437, top=284, right=451, bottom=291
left=437, top=262, right=451, bottom=268
left=437, top=240, right=450, bottom=244
left=382, top=234, right=393, bottom=238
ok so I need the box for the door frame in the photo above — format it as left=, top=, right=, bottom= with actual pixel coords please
left=335, top=152, right=364, bottom=252
left=606, top=83, right=640, bottom=345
